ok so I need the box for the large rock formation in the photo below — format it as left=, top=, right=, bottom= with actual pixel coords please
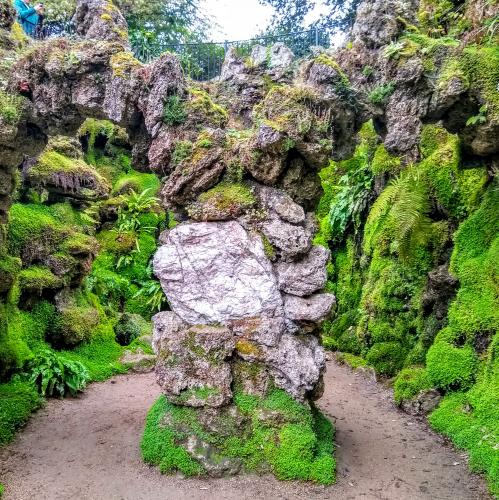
left=1, top=0, right=497, bottom=484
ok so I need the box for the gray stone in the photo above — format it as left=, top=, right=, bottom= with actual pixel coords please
left=72, top=0, right=129, bottom=48
left=120, top=350, right=155, bottom=373
left=265, top=333, right=326, bottom=401
left=275, top=245, right=330, bottom=296
left=261, top=213, right=315, bottom=261
left=400, top=389, right=442, bottom=416
left=250, top=42, right=294, bottom=69
left=185, top=436, right=243, bottom=477
left=255, top=184, right=305, bottom=224
left=153, top=314, right=234, bottom=407
left=283, top=292, right=336, bottom=323
left=153, top=221, right=283, bottom=325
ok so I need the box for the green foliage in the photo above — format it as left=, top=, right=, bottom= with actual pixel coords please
left=0, top=380, right=42, bottom=446
left=63, top=323, right=127, bottom=382
left=114, top=170, right=160, bottom=196
left=0, top=91, right=24, bottom=125
left=25, top=349, right=89, bottom=397
left=18, top=266, right=63, bottom=292
left=466, top=105, right=488, bottom=127
left=393, top=367, right=432, bottom=405
left=133, top=276, right=167, bottom=313
left=317, top=121, right=376, bottom=246
left=171, top=140, right=193, bottom=165
left=162, top=95, right=187, bottom=126
left=116, top=188, right=160, bottom=233
left=371, top=144, right=401, bottom=175
left=363, top=168, right=432, bottom=261
left=426, top=340, right=477, bottom=390
left=365, top=342, right=407, bottom=376
left=368, top=83, right=395, bottom=105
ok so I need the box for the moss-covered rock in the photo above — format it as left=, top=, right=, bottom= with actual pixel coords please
left=187, top=182, right=255, bottom=221
left=26, top=150, right=111, bottom=201
left=141, top=385, right=335, bottom=484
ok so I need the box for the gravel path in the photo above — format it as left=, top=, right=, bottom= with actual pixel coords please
left=0, top=360, right=491, bottom=500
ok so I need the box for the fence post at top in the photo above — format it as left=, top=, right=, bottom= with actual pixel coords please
left=224, top=40, right=228, bottom=55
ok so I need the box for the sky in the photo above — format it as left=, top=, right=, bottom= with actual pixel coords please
left=199, top=0, right=332, bottom=42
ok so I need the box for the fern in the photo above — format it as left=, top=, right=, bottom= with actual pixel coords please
left=363, top=169, right=432, bottom=261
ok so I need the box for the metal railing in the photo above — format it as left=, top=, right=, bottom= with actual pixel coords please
left=22, top=19, right=330, bottom=81
left=132, top=28, right=330, bottom=80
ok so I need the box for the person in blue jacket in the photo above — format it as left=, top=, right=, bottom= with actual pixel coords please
left=13, top=0, right=44, bottom=37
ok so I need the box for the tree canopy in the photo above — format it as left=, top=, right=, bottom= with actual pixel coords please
left=258, top=0, right=360, bottom=35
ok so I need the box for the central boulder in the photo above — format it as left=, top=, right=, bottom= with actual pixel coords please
left=153, top=221, right=283, bottom=325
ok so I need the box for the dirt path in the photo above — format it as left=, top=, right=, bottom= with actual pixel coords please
left=0, top=360, right=491, bottom=500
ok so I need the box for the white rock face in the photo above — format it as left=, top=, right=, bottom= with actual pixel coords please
left=153, top=221, right=284, bottom=325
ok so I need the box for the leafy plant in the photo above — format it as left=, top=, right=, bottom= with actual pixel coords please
left=383, top=40, right=406, bottom=59
left=368, top=83, right=395, bottom=105
left=116, top=188, right=160, bottom=234
left=25, top=349, right=89, bottom=397
left=328, top=165, right=373, bottom=243
left=466, top=105, right=488, bottom=127
left=162, top=95, right=187, bottom=126
left=134, top=267, right=167, bottom=312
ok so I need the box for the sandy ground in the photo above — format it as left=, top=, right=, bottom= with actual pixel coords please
left=0, top=360, right=491, bottom=500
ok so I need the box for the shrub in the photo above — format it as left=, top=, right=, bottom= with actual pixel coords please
left=426, top=341, right=477, bottom=390
left=25, top=349, right=89, bottom=397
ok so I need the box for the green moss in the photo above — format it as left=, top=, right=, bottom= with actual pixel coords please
left=171, top=140, right=193, bottom=165
left=162, top=94, right=187, bottom=126
left=141, top=396, right=204, bottom=476
left=426, top=338, right=477, bottom=390
left=334, top=352, right=368, bottom=369
left=18, top=266, right=63, bottom=292
left=429, top=369, right=499, bottom=498
left=0, top=380, right=43, bottom=446
left=393, top=366, right=432, bottom=405
left=366, top=342, right=408, bottom=376
left=371, top=144, right=401, bottom=175
left=260, top=233, right=276, bottom=259
left=7, top=203, right=68, bottom=257
left=196, top=182, right=255, bottom=214
left=28, top=150, right=111, bottom=199
left=63, top=322, right=126, bottom=381
left=113, top=170, right=160, bottom=196
left=142, top=386, right=335, bottom=484
left=186, top=87, right=228, bottom=127
left=110, top=51, right=141, bottom=79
